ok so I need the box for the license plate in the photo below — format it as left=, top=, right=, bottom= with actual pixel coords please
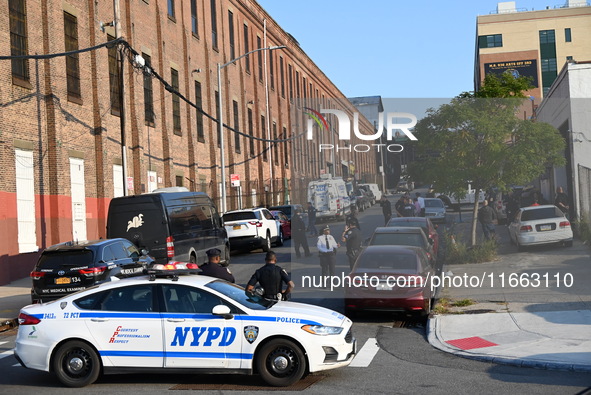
left=376, top=283, right=392, bottom=291
left=540, top=225, right=552, bottom=231
left=55, top=277, right=71, bottom=285
left=233, top=225, right=241, bottom=230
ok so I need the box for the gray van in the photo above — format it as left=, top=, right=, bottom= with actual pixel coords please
left=106, top=188, right=229, bottom=266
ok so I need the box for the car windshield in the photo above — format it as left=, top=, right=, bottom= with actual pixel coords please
left=521, top=207, right=563, bottom=221
left=425, top=200, right=443, bottom=208
left=37, top=250, right=94, bottom=269
left=356, top=252, right=417, bottom=272
left=370, top=233, right=424, bottom=248
left=206, top=280, right=276, bottom=310
left=223, top=212, right=257, bottom=221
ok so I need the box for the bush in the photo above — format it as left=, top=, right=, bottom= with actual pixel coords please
left=574, top=215, right=591, bottom=245
left=444, top=231, right=497, bottom=264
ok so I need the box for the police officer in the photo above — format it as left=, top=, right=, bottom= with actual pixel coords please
left=317, top=225, right=339, bottom=284
left=246, top=251, right=294, bottom=300
left=341, top=220, right=361, bottom=270
left=199, top=248, right=235, bottom=283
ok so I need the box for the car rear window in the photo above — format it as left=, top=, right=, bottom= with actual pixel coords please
left=223, top=212, right=258, bottom=221
left=387, top=220, right=429, bottom=235
left=521, top=207, right=563, bottom=221
left=356, top=252, right=417, bottom=271
left=425, top=200, right=443, bottom=208
left=370, top=233, right=425, bottom=248
left=37, top=250, right=94, bottom=269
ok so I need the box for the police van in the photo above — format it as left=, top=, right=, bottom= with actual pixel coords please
left=307, top=175, right=351, bottom=221
left=106, top=187, right=229, bottom=267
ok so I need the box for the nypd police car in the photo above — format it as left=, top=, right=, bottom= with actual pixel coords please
left=14, top=272, right=356, bottom=388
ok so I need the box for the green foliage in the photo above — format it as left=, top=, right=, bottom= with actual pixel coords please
left=444, top=232, right=497, bottom=264
left=574, top=215, right=591, bottom=245
left=409, top=72, right=566, bottom=245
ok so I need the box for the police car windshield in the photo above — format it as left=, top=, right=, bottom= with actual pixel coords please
left=206, top=280, right=276, bottom=310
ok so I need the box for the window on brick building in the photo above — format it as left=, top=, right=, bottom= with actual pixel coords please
left=171, top=68, right=181, bottom=134
left=167, top=0, right=175, bottom=19
left=248, top=109, right=254, bottom=157
left=64, top=12, right=81, bottom=100
left=273, top=122, right=278, bottom=165
left=280, top=56, right=285, bottom=98
left=9, top=0, right=29, bottom=83
left=283, top=127, right=289, bottom=168
left=228, top=11, right=235, bottom=61
left=195, top=81, right=205, bottom=142
left=565, top=28, right=572, bottom=42
left=176, top=175, right=183, bottom=187
left=261, top=115, right=267, bottom=162
left=233, top=100, right=240, bottom=153
left=478, top=34, right=502, bottom=48
left=143, top=53, right=154, bottom=125
left=191, top=0, right=198, bottom=35
left=288, top=64, right=293, bottom=101
left=257, top=36, right=263, bottom=82
left=107, top=35, right=121, bottom=116
left=269, top=51, right=275, bottom=90
left=243, top=24, right=250, bottom=73
left=211, top=0, right=218, bottom=50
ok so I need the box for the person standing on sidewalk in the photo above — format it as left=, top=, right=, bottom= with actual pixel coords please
left=555, top=186, right=570, bottom=220
left=307, top=202, right=318, bottom=236
left=478, top=199, right=498, bottom=241
left=316, top=225, right=339, bottom=285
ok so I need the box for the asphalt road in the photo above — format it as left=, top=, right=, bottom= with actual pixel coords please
left=1, top=195, right=590, bottom=393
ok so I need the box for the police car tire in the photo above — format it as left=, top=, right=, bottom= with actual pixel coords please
left=52, top=340, right=101, bottom=388
left=262, top=232, right=272, bottom=252
left=256, top=339, right=306, bottom=387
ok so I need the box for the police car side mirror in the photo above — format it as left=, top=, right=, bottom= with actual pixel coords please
left=212, top=304, right=233, bottom=320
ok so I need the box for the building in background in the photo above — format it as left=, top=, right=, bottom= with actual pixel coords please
left=536, top=61, right=591, bottom=221
left=475, top=0, right=591, bottom=117
left=0, top=0, right=375, bottom=284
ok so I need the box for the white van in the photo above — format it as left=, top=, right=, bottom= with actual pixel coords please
left=450, top=183, right=485, bottom=204
left=358, top=183, right=382, bottom=201
left=308, top=175, right=351, bottom=220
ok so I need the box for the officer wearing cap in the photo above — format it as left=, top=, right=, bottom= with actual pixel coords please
left=317, top=225, right=339, bottom=283
left=246, top=251, right=294, bottom=300
left=199, top=248, right=235, bottom=283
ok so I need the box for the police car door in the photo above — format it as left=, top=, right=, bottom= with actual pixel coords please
left=161, top=284, right=242, bottom=368
left=83, top=284, right=163, bottom=367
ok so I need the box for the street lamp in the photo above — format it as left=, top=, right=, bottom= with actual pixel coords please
left=217, top=45, right=286, bottom=213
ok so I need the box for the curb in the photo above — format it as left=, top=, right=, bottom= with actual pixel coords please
left=427, top=315, right=591, bottom=373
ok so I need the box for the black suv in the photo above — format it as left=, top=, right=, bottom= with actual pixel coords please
left=30, top=238, right=153, bottom=303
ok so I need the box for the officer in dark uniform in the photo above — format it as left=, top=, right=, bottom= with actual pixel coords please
left=246, top=251, right=294, bottom=300
left=199, top=248, right=235, bottom=283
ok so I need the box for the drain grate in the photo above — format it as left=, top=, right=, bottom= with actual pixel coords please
left=170, top=374, right=325, bottom=391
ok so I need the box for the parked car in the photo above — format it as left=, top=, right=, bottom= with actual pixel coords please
left=223, top=208, right=282, bottom=252
left=423, top=198, right=447, bottom=224
left=358, top=183, right=382, bottom=201
left=367, top=227, right=435, bottom=264
left=268, top=204, right=305, bottom=222
left=30, top=238, right=153, bottom=303
left=107, top=187, right=229, bottom=267
left=344, top=245, right=436, bottom=317
left=353, top=189, right=370, bottom=211
left=386, top=217, right=439, bottom=258
left=358, top=185, right=376, bottom=205
left=508, top=205, right=573, bottom=251
left=16, top=273, right=356, bottom=388
left=270, top=210, right=292, bottom=239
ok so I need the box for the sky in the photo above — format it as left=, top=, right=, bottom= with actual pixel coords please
left=257, top=0, right=552, bottom=99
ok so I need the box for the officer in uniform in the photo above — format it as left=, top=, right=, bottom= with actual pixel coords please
left=317, top=225, right=339, bottom=283
left=246, top=251, right=294, bottom=300
left=199, top=248, right=235, bottom=283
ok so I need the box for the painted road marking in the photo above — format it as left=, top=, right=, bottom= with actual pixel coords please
left=349, top=338, right=380, bottom=367
left=0, top=349, right=14, bottom=360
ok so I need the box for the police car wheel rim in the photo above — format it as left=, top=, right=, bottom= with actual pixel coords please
left=63, top=348, right=93, bottom=377
left=267, top=346, right=299, bottom=376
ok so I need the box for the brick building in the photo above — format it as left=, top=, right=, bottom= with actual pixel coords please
left=0, top=0, right=376, bottom=284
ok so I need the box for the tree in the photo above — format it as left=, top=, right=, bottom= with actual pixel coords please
left=409, top=73, right=565, bottom=246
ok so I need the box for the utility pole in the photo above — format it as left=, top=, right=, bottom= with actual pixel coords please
left=114, top=0, right=128, bottom=195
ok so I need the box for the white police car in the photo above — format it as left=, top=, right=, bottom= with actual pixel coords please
left=14, top=272, right=356, bottom=388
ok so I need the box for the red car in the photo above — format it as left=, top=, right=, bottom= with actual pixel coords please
left=344, top=245, right=436, bottom=317
left=271, top=210, right=291, bottom=239
left=386, top=217, right=439, bottom=258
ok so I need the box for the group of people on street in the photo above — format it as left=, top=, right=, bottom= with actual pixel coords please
left=392, top=192, right=426, bottom=219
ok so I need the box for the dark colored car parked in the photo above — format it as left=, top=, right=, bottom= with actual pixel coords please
left=30, top=238, right=153, bottom=303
